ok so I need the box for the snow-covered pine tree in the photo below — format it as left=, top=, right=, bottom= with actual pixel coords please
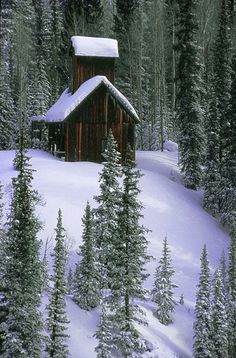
left=0, top=181, right=7, bottom=354
left=211, top=269, right=228, bottom=357
left=73, top=201, right=100, bottom=310
left=95, top=301, right=114, bottom=358
left=203, top=86, right=221, bottom=216
left=109, top=146, right=149, bottom=357
left=1, top=132, right=43, bottom=357
left=152, top=237, right=177, bottom=325
left=175, top=0, right=204, bottom=189
left=227, top=223, right=236, bottom=356
left=218, top=51, right=236, bottom=226
left=93, top=130, right=122, bottom=289
left=0, top=51, right=16, bottom=149
left=46, top=208, right=69, bottom=358
left=60, top=0, right=83, bottom=87
left=219, top=250, right=228, bottom=295
left=49, top=0, right=64, bottom=100
left=193, top=245, right=213, bottom=358
left=83, top=0, right=103, bottom=35
left=114, top=0, right=140, bottom=100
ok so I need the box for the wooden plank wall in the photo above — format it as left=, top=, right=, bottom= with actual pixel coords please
left=73, top=56, right=115, bottom=92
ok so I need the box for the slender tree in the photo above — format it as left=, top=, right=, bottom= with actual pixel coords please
left=1, top=132, right=43, bottom=357
left=46, top=209, right=69, bottom=358
left=211, top=269, right=228, bottom=357
left=193, top=245, right=213, bottom=358
left=109, top=147, right=149, bottom=357
left=74, top=202, right=100, bottom=310
left=176, top=0, right=204, bottom=189
left=95, top=301, right=114, bottom=358
left=227, top=223, right=236, bottom=356
left=152, top=237, right=177, bottom=325
left=94, top=130, right=122, bottom=289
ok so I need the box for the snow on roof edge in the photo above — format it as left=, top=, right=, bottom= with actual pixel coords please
left=35, top=76, right=139, bottom=123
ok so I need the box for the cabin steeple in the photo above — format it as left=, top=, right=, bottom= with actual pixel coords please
left=71, top=36, right=119, bottom=93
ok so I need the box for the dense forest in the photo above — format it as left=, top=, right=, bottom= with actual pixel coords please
left=0, top=0, right=236, bottom=357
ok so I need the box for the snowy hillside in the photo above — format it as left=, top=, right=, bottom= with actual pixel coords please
left=0, top=149, right=230, bottom=358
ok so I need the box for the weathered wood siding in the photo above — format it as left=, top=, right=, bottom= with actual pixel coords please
left=72, top=56, right=115, bottom=92
left=65, top=86, right=135, bottom=163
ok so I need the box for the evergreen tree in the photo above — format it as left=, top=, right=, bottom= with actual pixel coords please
left=109, top=147, right=149, bottom=357
left=227, top=223, right=236, bottom=356
left=176, top=0, right=204, bottom=189
left=152, top=237, right=177, bottom=325
left=95, top=301, right=114, bottom=358
left=49, top=0, right=63, bottom=100
left=0, top=51, right=17, bottom=149
left=1, top=133, right=43, bottom=357
left=74, top=202, right=100, bottom=310
left=203, top=86, right=221, bottom=216
left=219, top=51, right=236, bottom=226
left=211, top=269, right=228, bottom=357
left=46, top=209, right=69, bottom=358
left=193, top=245, right=213, bottom=358
left=114, top=0, right=140, bottom=100
left=94, top=130, right=122, bottom=289
left=0, top=181, right=7, bottom=354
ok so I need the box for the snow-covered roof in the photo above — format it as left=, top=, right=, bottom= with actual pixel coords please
left=71, top=36, right=119, bottom=58
left=33, top=76, right=138, bottom=123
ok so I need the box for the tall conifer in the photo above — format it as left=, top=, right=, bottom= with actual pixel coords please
left=1, top=132, right=43, bottom=357
left=46, top=209, right=69, bottom=358
left=176, top=0, right=204, bottom=189
left=193, top=245, right=213, bottom=358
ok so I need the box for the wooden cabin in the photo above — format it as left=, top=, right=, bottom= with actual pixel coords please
left=32, top=36, right=139, bottom=163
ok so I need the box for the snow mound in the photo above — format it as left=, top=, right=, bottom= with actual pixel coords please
left=164, top=140, right=178, bottom=152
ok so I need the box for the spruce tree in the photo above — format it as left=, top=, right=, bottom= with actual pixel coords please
left=227, top=223, right=236, bottom=356
left=203, top=87, right=221, bottom=216
left=46, top=209, right=69, bottom=358
left=193, top=245, right=213, bottom=358
left=73, top=202, right=100, bottom=310
left=94, top=130, right=122, bottom=289
left=219, top=51, right=236, bottom=226
left=95, top=302, right=114, bottom=358
left=1, top=132, right=43, bottom=357
left=211, top=269, right=228, bottom=357
left=49, top=0, right=63, bottom=100
left=176, top=0, right=204, bottom=189
left=109, top=147, right=149, bottom=357
left=0, top=181, right=7, bottom=354
left=0, top=51, right=17, bottom=149
left=152, top=237, right=177, bottom=325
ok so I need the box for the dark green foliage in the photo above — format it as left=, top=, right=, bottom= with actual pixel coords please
left=74, top=202, right=100, bottom=310
left=211, top=269, right=228, bottom=357
left=1, top=134, right=43, bottom=357
left=193, top=245, right=213, bottom=358
left=95, top=302, right=114, bottom=358
left=0, top=53, right=17, bottom=149
left=94, top=130, right=122, bottom=288
left=109, top=147, right=149, bottom=357
left=152, top=237, right=177, bottom=325
left=176, top=0, right=204, bottom=189
left=227, top=224, right=236, bottom=356
left=46, top=209, right=69, bottom=358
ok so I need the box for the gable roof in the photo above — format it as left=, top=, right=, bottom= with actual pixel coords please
left=71, top=36, right=119, bottom=58
left=33, top=76, right=138, bottom=123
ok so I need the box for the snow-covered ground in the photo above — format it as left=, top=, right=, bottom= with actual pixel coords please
left=0, top=148, right=230, bottom=358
